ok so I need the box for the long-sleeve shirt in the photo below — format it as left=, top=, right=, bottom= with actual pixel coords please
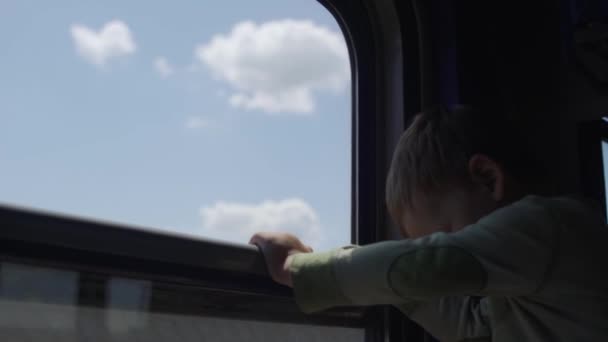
left=288, top=195, right=608, bottom=342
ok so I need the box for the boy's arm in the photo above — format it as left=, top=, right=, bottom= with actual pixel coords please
left=404, top=296, right=491, bottom=342
left=288, top=196, right=559, bottom=313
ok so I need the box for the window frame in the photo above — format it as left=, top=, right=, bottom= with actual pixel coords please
left=0, top=0, right=426, bottom=340
left=319, top=0, right=428, bottom=341
left=0, top=204, right=364, bottom=327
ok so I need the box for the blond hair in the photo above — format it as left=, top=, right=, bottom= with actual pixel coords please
left=385, top=105, right=527, bottom=219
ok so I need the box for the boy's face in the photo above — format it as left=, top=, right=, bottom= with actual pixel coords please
left=396, top=154, right=509, bottom=239
left=398, top=186, right=498, bottom=238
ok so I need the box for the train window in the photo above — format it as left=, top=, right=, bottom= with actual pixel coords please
left=0, top=1, right=420, bottom=341
left=0, top=0, right=351, bottom=251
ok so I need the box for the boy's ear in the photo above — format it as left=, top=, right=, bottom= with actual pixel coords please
left=468, top=154, right=504, bottom=201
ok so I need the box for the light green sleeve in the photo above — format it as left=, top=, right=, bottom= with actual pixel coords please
left=406, top=296, right=491, bottom=342
left=289, top=195, right=558, bottom=313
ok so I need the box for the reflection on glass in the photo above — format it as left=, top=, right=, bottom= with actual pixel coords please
left=0, top=262, right=363, bottom=342
left=0, top=262, right=78, bottom=330
left=106, top=278, right=151, bottom=334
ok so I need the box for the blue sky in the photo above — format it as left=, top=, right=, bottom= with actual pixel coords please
left=0, top=0, right=351, bottom=251
left=603, top=141, right=608, bottom=220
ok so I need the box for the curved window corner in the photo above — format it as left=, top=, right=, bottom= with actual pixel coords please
left=0, top=0, right=419, bottom=341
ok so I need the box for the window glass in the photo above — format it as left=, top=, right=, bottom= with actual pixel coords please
left=0, top=0, right=351, bottom=251
left=602, top=140, right=608, bottom=219
left=0, top=262, right=364, bottom=342
left=0, top=263, right=78, bottom=330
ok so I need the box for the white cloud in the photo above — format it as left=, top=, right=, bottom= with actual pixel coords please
left=196, top=20, right=349, bottom=114
left=199, top=198, right=323, bottom=248
left=154, top=57, right=174, bottom=77
left=70, top=20, right=136, bottom=66
left=185, top=116, right=209, bottom=129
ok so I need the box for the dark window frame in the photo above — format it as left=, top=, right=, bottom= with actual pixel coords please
left=323, top=0, right=428, bottom=341
left=0, top=0, right=425, bottom=340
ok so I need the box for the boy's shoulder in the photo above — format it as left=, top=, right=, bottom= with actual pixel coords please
left=490, top=194, right=604, bottom=224
left=518, top=194, right=604, bottom=225
left=470, top=194, right=605, bottom=246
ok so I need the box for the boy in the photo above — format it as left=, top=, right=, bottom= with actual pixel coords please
left=250, top=106, right=608, bottom=342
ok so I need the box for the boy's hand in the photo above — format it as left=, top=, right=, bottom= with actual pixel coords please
left=249, top=232, right=313, bottom=287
